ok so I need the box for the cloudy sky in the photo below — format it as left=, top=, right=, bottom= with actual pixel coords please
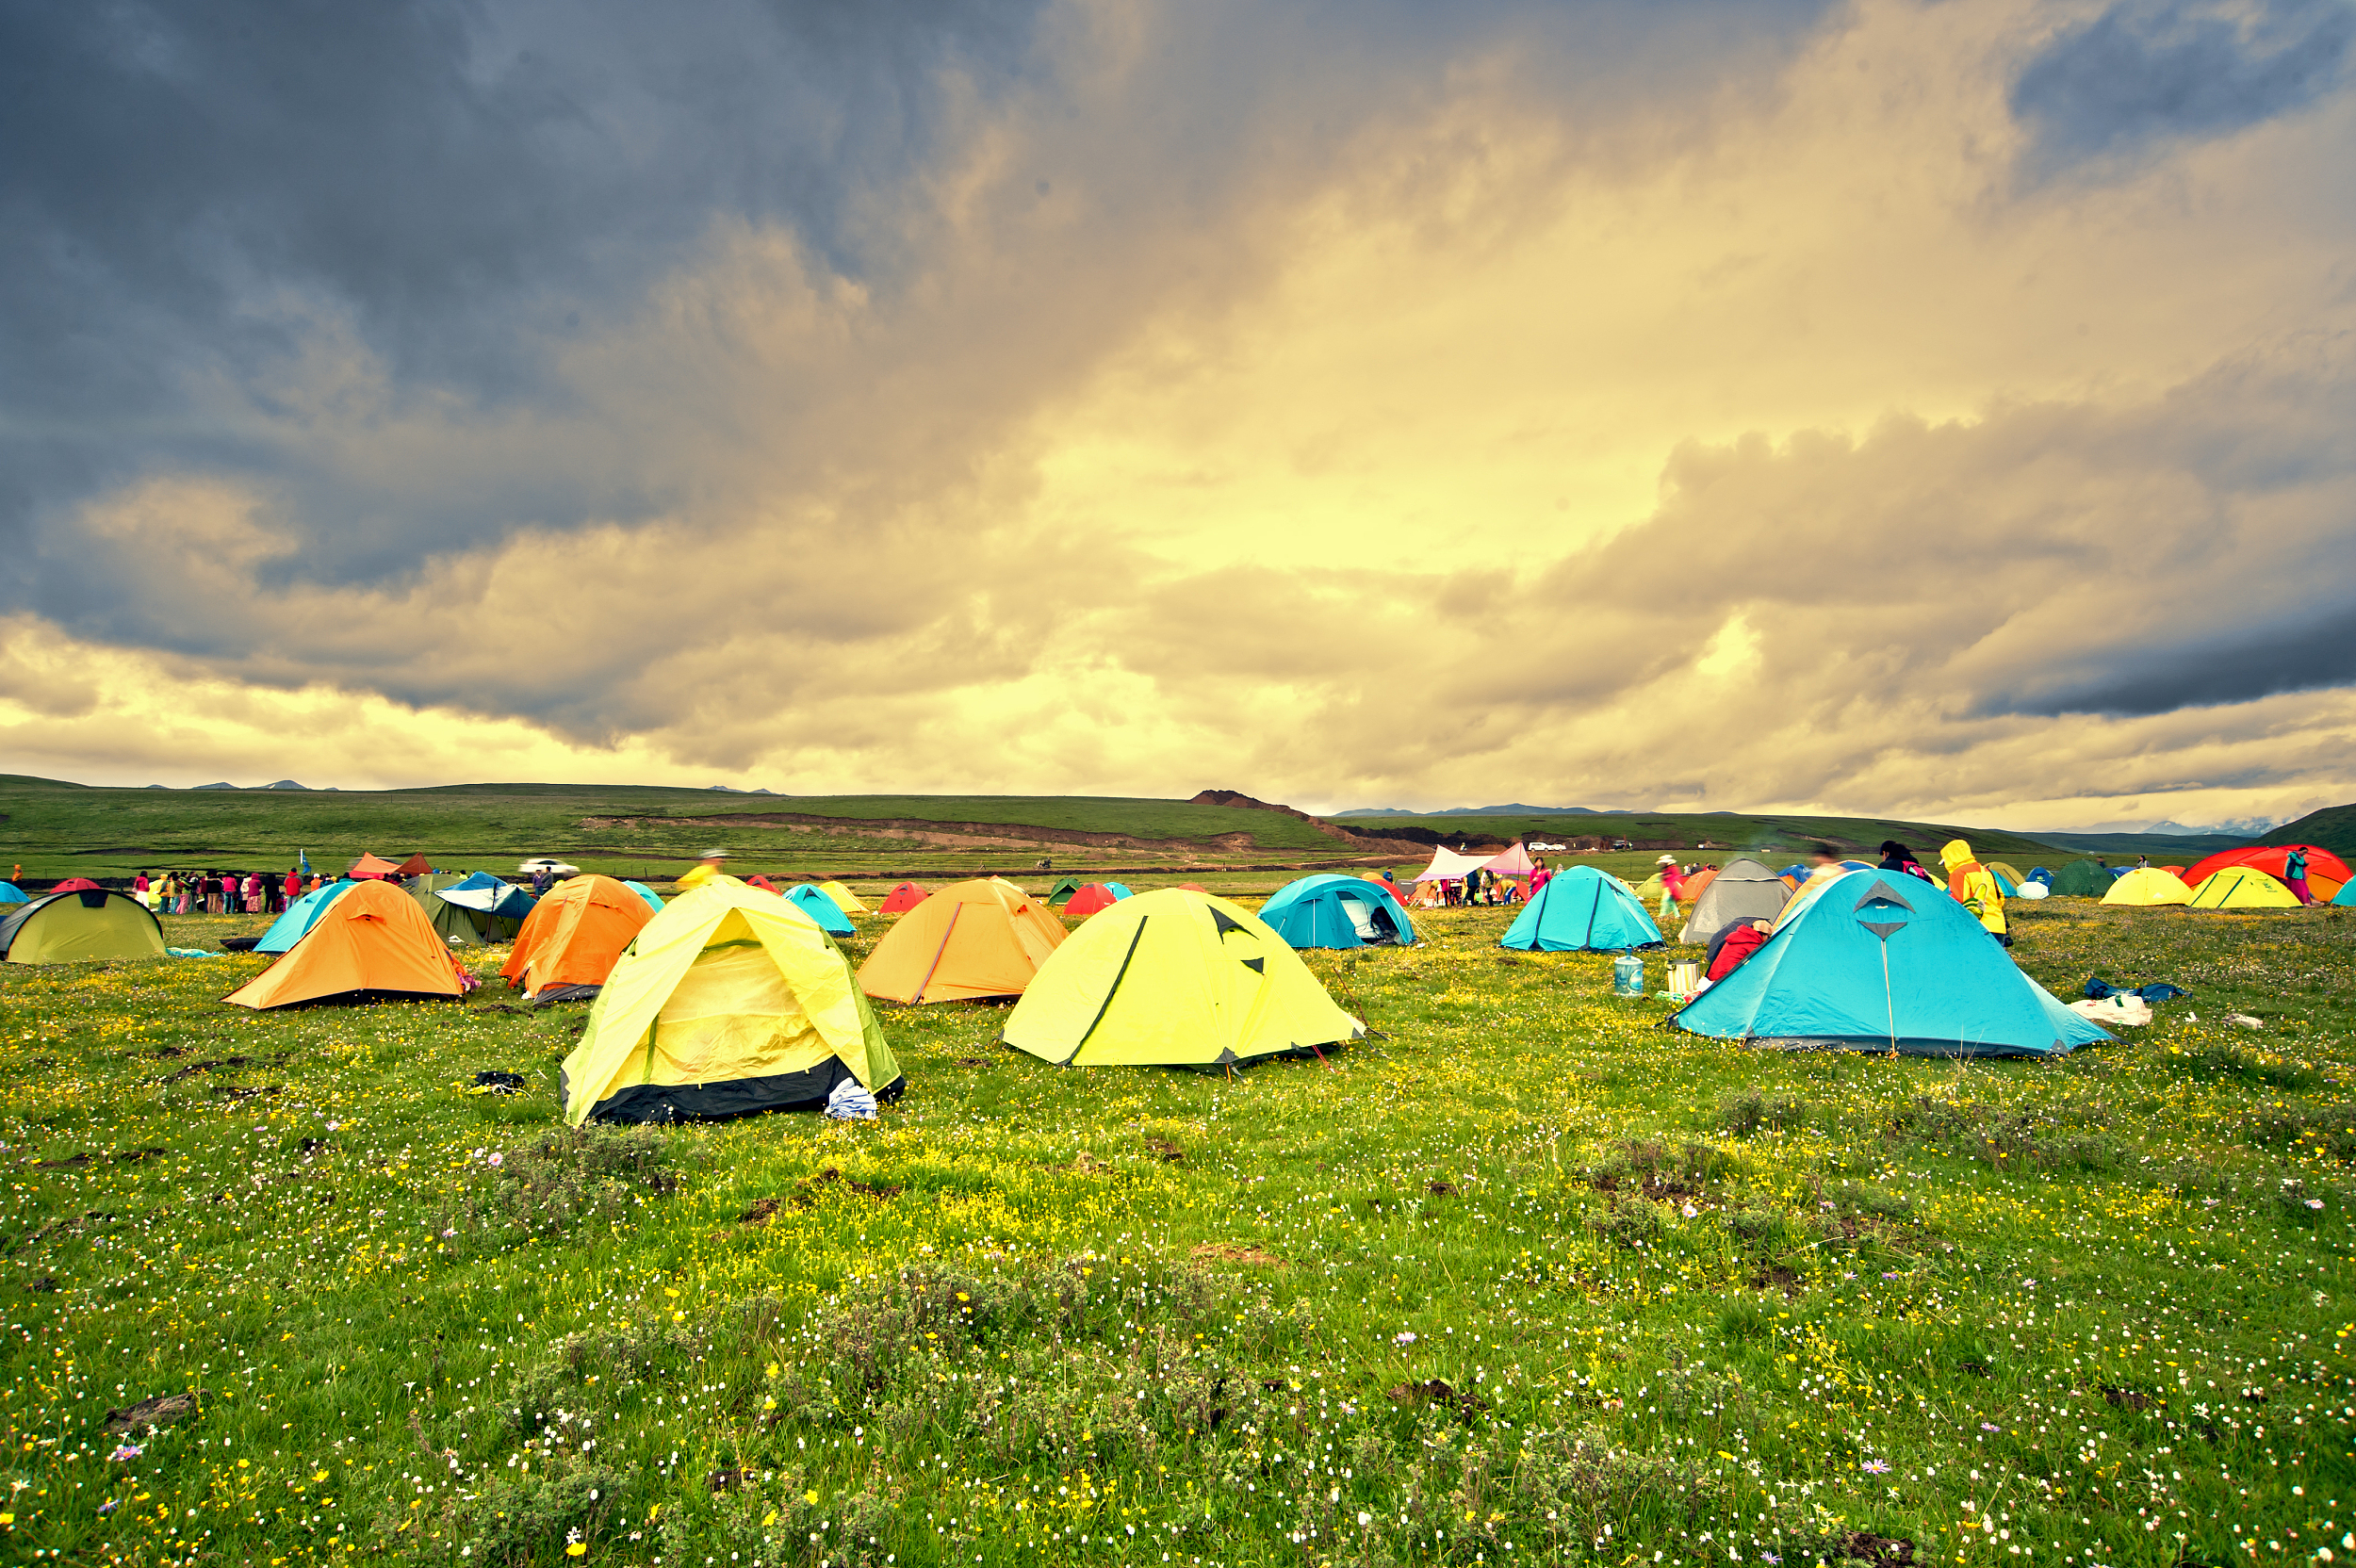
left=5, top=0, right=2353, bottom=828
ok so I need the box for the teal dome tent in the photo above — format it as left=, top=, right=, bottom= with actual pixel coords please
left=254, top=879, right=360, bottom=954
left=1674, top=869, right=2109, bottom=1057
left=1499, top=867, right=1663, bottom=952
left=1258, top=874, right=1416, bottom=949
left=785, top=883, right=856, bottom=935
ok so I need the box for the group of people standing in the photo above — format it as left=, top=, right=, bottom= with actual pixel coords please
left=132, top=868, right=320, bottom=915
left=1433, top=863, right=1537, bottom=906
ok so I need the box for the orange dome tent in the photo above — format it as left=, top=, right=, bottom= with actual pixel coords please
left=1675, top=866, right=1718, bottom=904
left=1064, top=884, right=1120, bottom=917
left=223, top=879, right=466, bottom=1009
left=501, top=875, right=655, bottom=1002
left=347, top=853, right=402, bottom=880
left=857, top=877, right=1067, bottom=1003
left=878, top=882, right=927, bottom=914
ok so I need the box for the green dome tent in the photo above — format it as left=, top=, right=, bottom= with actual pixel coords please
left=0, top=889, right=167, bottom=965
left=2050, top=860, right=2115, bottom=897
left=405, top=873, right=519, bottom=945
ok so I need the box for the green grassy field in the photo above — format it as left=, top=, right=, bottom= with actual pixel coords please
left=3, top=886, right=2352, bottom=1567
left=0, top=778, right=1366, bottom=887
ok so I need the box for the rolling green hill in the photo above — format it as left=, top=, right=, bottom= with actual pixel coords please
left=1, top=774, right=2315, bottom=888
left=0, top=776, right=1353, bottom=882
left=2265, top=803, right=2356, bottom=856
left=1309, top=807, right=2071, bottom=859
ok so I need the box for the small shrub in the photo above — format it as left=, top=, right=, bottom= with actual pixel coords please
left=1590, top=1198, right=1667, bottom=1248
left=2241, top=1103, right=2356, bottom=1158
left=442, top=1450, right=628, bottom=1567
left=2174, top=1040, right=2320, bottom=1090
left=1717, top=1088, right=1809, bottom=1136
left=1724, top=1206, right=1792, bottom=1246
left=1847, top=1183, right=1912, bottom=1220
left=449, top=1124, right=685, bottom=1246
left=1587, top=1137, right=1738, bottom=1193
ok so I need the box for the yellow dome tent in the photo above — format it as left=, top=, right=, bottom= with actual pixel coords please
left=858, top=877, right=1067, bottom=1004
left=2185, top=865, right=2300, bottom=910
left=1000, top=889, right=1363, bottom=1068
left=2102, top=867, right=2191, bottom=906
left=561, top=880, right=901, bottom=1125
left=814, top=880, right=870, bottom=914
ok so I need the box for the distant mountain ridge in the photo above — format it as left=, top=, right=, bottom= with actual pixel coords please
left=1335, top=803, right=1608, bottom=817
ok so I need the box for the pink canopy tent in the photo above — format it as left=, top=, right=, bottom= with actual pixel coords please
left=1483, top=842, right=1537, bottom=876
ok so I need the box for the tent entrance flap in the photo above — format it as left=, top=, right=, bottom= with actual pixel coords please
left=1060, top=916, right=1153, bottom=1067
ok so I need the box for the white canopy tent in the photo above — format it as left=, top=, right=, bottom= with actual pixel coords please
left=1413, top=846, right=1496, bottom=883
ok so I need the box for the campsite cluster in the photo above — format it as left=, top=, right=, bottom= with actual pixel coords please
left=0, top=835, right=2352, bottom=1567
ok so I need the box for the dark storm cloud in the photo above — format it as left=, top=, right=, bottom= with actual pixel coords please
left=2010, top=0, right=2354, bottom=173
left=1999, top=598, right=2356, bottom=715
left=0, top=0, right=1050, bottom=584
left=4, top=0, right=1837, bottom=629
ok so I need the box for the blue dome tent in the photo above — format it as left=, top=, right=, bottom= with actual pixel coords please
left=623, top=880, right=665, bottom=912
left=1674, top=869, right=2109, bottom=1057
left=1257, top=874, right=1415, bottom=949
left=1500, top=867, right=1662, bottom=952
left=436, top=871, right=538, bottom=923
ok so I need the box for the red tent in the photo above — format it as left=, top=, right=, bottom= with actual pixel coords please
left=51, top=877, right=100, bottom=893
left=878, top=882, right=927, bottom=914
left=1063, top=884, right=1119, bottom=917
left=743, top=874, right=781, bottom=893
left=1177, top=882, right=1210, bottom=893
left=393, top=854, right=434, bottom=878
left=2183, top=844, right=2350, bottom=894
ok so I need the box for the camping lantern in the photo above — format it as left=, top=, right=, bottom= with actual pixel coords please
left=1612, top=953, right=1645, bottom=997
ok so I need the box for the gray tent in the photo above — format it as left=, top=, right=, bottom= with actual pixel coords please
left=1678, top=858, right=1792, bottom=946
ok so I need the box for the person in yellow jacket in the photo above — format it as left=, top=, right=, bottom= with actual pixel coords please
left=1940, top=839, right=2009, bottom=944
left=676, top=848, right=730, bottom=892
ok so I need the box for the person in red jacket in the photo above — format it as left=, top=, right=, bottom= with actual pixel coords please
left=1707, top=919, right=1773, bottom=982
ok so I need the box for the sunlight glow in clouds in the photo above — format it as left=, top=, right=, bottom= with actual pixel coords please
left=7, top=0, right=2353, bottom=826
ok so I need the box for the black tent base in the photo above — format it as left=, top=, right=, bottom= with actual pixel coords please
left=589, top=1056, right=908, bottom=1124
left=222, top=989, right=465, bottom=1010
left=1734, top=1035, right=2078, bottom=1058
